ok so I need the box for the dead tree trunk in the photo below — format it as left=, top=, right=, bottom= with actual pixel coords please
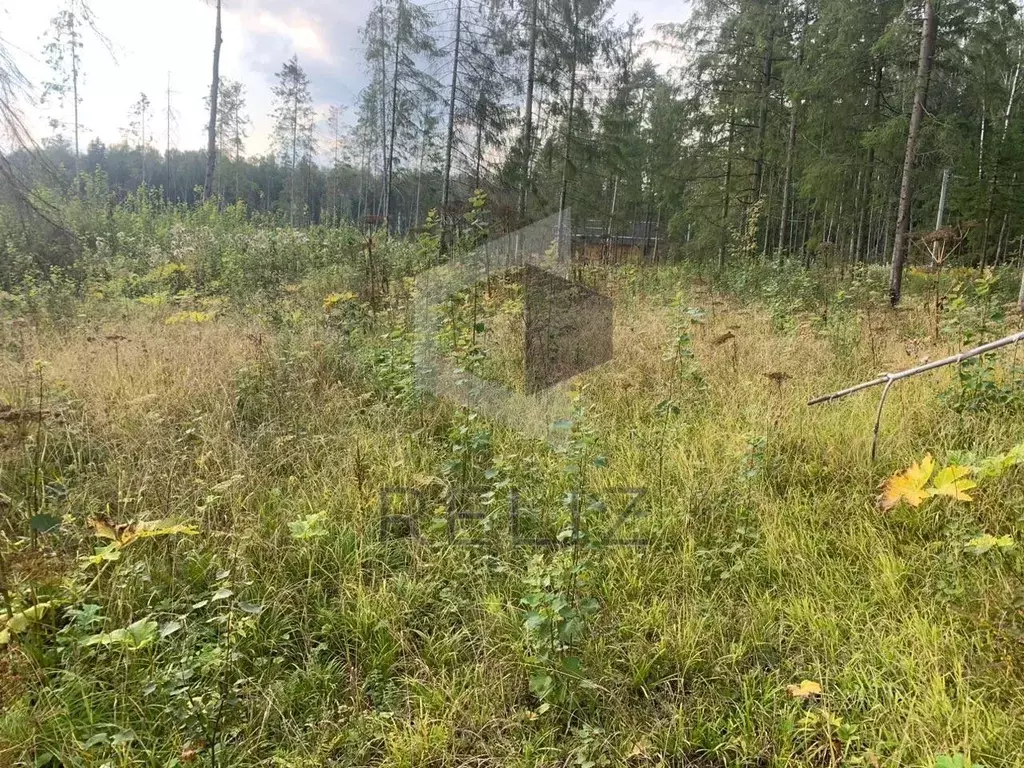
left=889, top=0, right=937, bottom=306
left=1018, top=240, right=1024, bottom=311
left=516, top=0, right=540, bottom=225
left=718, top=111, right=736, bottom=271
left=377, top=0, right=389, bottom=219
left=778, top=107, right=798, bottom=264
left=203, top=0, right=222, bottom=201
left=557, top=0, right=579, bottom=236
left=439, top=0, right=463, bottom=252
left=752, top=22, right=775, bottom=203
left=980, top=44, right=1021, bottom=267
left=856, top=64, right=883, bottom=262
left=384, top=29, right=402, bottom=231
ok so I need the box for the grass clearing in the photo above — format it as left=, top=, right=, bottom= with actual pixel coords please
left=1, top=259, right=1023, bottom=767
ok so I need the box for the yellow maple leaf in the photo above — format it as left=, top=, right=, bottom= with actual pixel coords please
left=87, top=516, right=119, bottom=541
left=87, top=517, right=197, bottom=547
left=927, top=465, right=977, bottom=502
left=323, top=291, right=357, bottom=312
left=879, top=454, right=935, bottom=510
left=786, top=680, right=822, bottom=699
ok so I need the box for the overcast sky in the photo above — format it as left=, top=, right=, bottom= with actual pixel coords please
left=2, top=0, right=691, bottom=156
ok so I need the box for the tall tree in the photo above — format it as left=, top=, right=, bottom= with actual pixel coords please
left=326, top=105, right=345, bottom=224
left=128, top=92, right=152, bottom=186
left=270, top=56, right=316, bottom=225
left=460, top=1, right=517, bottom=191
left=41, top=10, right=82, bottom=179
left=203, top=0, right=222, bottom=201
left=207, top=78, right=249, bottom=201
left=40, top=1, right=111, bottom=186
left=440, top=0, right=463, bottom=225
left=165, top=72, right=177, bottom=200
left=516, top=0, right=540, bottom=224
left=889, top=0, right=938, bottom=306
left=360, top=0, right=439, bottom=229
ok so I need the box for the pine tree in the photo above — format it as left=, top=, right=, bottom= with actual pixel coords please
left=271, top=56, right=316, bottom=226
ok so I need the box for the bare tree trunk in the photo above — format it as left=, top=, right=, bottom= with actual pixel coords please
left=203, top=0, right=222, bottom=201
left=778, top=107, right=797, bottom=264
left=377, top=0, right=389, bottom=219
left=605, top=176, right=618, bottom=262
left=980, top=44, right=1021, bottom=267
left=70, top=13, right=81, bottom=186
left=141, top=100, right=147, bottom=187
left=385, top=29, right=402, bottom=230
left=718, top=110, right=735, bottom=271
left=866, top=197, right=877, bottom=262
left=752, top=24, right=775, bottom=204
left=761, top=168, right=775, bottom=258
left=1017, top=236, right=1024, bottom=311
left=357, top=134, right=368, bottom=223
left=889, top=0, right=937, bottom=306
left=996, top=212, right=1009, bottom=264
left=978, top=104, right=986, bottom=180
left=803, top=205, right=815, bottom=268
left=881, top=194, right=895, bottom=265
left=440, top=0, right=463, bottom=230
left=305, top=129, right=312, bottom=225
left=235, top=114, right=241, bottom=204
left=557, top=0, right=579, bottom=236
left=778, top=0, right=808, bottom=264
left=473, top=117, right=483, bottom=190
left=856, top=64, right=883, bottom=262
left=415, top=121, right=427, bottom=228
left=166, top=72, right=173, bottom=201
left=290, top=99, right=297, bottom=226
left=516, top=0, right=539, bottom=225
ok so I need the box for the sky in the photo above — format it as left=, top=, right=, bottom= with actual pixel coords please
left=1, top=0, right=691, bottom=157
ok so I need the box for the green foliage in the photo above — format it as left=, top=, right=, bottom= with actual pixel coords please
left=5, top=175, right=1024, bottom=766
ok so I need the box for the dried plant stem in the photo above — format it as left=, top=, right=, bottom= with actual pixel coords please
left=808, top=329, right=1024, bottom=406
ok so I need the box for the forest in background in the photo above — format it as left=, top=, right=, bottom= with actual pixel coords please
left=6, top=0, right=1024, bottom=305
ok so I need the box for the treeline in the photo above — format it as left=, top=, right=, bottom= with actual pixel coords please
left=13, top=138, right=442, bottom=228
left=15, top=0, right=1024, bottom=301
left=347, top=0, right=1024, bottom=299
left=669, top=0, right=1024, bottom=302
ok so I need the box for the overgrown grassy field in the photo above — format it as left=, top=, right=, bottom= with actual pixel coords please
left=2, top=215, right=1024, bottom=766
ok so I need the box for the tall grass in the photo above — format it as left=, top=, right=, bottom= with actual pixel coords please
left=1, top=210, right=1023, bottom=766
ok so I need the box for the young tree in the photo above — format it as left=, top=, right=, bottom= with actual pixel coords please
left=40, top=1, right=111, bottom=185
left=128, top=92, right=152, bottom=186
left=270, top=56, right=316, bottom=225
left=41, top=10, right=81, bottom=176
left=165, top=71, right=177, bottom=200
left=414, top=106, right=441, bottom=227
left=326, top=105, right=346, bottom=224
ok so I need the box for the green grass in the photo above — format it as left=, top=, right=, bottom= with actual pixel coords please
left=1, top=258, right=1023, bottom=767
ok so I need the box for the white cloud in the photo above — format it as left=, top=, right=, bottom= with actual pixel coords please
left=1, top=0, right=691, bottom=158
left=247, top=10, right=330, bottom=62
